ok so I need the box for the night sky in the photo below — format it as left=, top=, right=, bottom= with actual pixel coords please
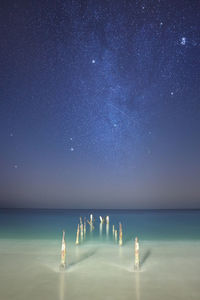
left=0, top=0, right=200, bottom=209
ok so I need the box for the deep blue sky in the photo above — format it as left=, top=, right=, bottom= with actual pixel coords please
left=0, top=0, right=200, bottom=208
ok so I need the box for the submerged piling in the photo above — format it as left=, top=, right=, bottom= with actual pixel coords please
left=106, top=221, right=109, bottom=238
left=90, top=214, right=93, bottom=224
left=99, top=216, right=104, bottom=224
left=112, top=225, right=115, bottom=235
left=119, top=223, right=123, bottom=246
left=134, top=237, right=140, bottom=270
left=88, top=214, right=94, bottom=232
left=75, top=224, right=80, bottom=245
left=60, top=230, right=66, bottom=270
left=84, top=217, right=86, bottom=237
left=80, top=217, right=84, bottom=240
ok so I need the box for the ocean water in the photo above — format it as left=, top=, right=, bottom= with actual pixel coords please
left=0, top=209, right=200, bottom=300
left=1, top=209, right=200, bottom=241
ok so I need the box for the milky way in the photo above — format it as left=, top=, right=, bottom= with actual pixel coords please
left=0, top=0, right=200, bottom=208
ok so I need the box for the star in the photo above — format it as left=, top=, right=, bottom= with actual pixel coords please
left=70, top=147, right=74, bottom=152
left=113, top=123, right=117, bottom=127
left=181, top=37, right=186, bottom=45
left=170, top=91, right=174, bottom=96
left=70, top=137, right=73, bottom=141
left=92, top=59, right=96, bottom=64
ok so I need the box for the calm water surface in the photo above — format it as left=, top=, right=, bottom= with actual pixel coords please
left=0, top=209, right=200, bottom=241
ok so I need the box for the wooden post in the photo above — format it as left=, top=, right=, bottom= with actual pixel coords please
left=119, top=222, right=123, bottom=246
left=100, top=216, right=105, bottom=224
left=90, top=214, right=93, bottom=224
left=99, top=222, right=103, bottom=236
left=90, top=214, right=93, bottom=232
left=80, top=217, right=83, bottom=240
left=75, top=224, right=80, bottom=245
left=134, top=237, right=140, bottom=270
left=84, top=217, right=86, bottom=237
left=106, top=216, right=109, bottom=224
left=106, top=221, right=109, bottom=237
left=60, top=230, right=66, bottom=269
left=88, top=214, right=94, bottom=232
left=113, top=225, right=115, bottom=235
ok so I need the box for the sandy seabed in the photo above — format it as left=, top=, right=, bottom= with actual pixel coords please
left=0, top=239, right=200, bottom=300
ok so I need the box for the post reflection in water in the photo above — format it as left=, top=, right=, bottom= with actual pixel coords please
left=119, top=245, right=123, bottom=259
left=115, top=230, right=118, bottom=242
left=75, top=244, right=80, bottom=265
left=106, top=223, right=109, bottom=238
left=135, top=272, right=141, bottom=300
left=59, top=272, right=65, bottom=300
left=80, top=227, right=83, bottom=242
left=99, top=223, right=103, bottom=236
left=90, top=224, right=93, bottom=234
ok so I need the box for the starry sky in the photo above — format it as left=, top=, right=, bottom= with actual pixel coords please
left=0, top=0, right=200, bottom=209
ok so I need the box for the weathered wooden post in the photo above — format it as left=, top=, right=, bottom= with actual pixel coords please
left=99, top=216, right=103, bottom=223
left=75, top=224, right=80, bottom=245
left=90, top=214, right=93, bottom=232
left=112, top=225, right=115, bottom=235
left=134, top=237, right=140, bottom=270
left=60, top=230, right=66, bottom=270
left=84, top=217, right=86, bottom=237
left=119, top=222, right=123, bottom=246
left=88, top=214, right=94, bottom=232
left=80, top=217, right=83, bottom=241
left=90, top=214, right=93, bottom=224
left=99, top=222, right=103, bottom=236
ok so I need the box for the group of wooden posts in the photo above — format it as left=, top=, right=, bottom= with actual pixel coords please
left=60, top=214, right=140, bottom=271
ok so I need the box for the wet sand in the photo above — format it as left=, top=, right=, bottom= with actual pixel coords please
left=0, top=239, right=200, bottom=300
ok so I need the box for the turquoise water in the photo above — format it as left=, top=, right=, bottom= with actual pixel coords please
left=0, top=209, right=200, bottom=241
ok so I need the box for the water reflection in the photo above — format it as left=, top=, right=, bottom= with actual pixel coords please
left=90, top=223, right=93, bottom=233
left=119, top=245, right=123, bottom=259
left=99, top=223, right=103, bottom=236
left=59, top=272, right=65, bottom=300
left=135, top=272, right=141, bottom=300
left=115, top=230, right=118, bottom=242
left=106, top=223, right=109, bottom=238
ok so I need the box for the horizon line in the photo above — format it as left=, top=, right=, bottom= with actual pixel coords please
left=1, top=207, right=200, bottom=211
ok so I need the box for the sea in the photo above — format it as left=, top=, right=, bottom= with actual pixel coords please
left=0, top=209, right=200, bottom=300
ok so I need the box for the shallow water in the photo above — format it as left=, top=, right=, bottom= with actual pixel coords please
left=0, top=209, right=200, bottom=299
left=1, top=209, right=200, bottom=241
